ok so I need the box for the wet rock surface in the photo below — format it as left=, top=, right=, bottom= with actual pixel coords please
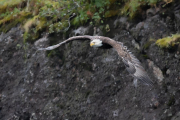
left=0, top=3, right=180, bottom=120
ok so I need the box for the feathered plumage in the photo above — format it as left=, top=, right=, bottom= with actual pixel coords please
left=38, top=35, right=154, bottom=86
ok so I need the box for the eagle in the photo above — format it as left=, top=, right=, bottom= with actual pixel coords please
left=38, top=35, right=154, bottom=86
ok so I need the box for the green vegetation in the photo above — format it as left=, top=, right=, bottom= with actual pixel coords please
left=121, top=0, right=174, bottom=18
left=0, top=0, right=174, bottom=42
left=156, top=34, right=180, bottom=49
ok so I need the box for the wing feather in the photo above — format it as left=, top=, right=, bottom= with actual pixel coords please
left=122, top=58, right=136, bottom=74
left=38, top=35, right=92, bottom=51
left=134, top=66, right=154, bottom=86
left=121, top=49, right=154, bottom=86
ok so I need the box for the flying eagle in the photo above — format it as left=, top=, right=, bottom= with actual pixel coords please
left=38, top=35, right=154, bottom=86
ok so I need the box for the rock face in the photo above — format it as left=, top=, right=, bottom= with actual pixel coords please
left=0, top=3, right=180, bottom=120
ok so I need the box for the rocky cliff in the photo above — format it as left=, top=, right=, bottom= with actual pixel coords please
left=0, top=3, right=180, bottom=120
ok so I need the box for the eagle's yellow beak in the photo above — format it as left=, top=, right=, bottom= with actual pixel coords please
left=90, top=42, right=95, bottom=47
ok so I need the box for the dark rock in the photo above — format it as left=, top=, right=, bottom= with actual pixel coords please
left=146, top=8, right=158, bottom=18
left=147, top=59, right=164, bottom=84
left=113, top=17, right=130, bottom=30
left=175, top=13, right=180, bottom=32
left=171, top=112, right=180, bottom=120
left=71, top=26, right=94, bottom=36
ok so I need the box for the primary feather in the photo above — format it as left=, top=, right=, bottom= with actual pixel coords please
left=119, top=43, right=154, bottom=86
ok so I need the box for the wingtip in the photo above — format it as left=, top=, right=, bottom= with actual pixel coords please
left=137, top=74, right=154, bottom=87
left=144, top=78, right=154, bottom=87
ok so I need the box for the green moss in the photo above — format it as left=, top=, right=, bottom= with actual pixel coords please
left=120, top=0, right=161, bottom=18
left=0, top=0, right=175, bottom=42
left=23, top=32, right=30, bottom=42
left=36, top=19, right=46, bottom=31
left=24, top=15, right=39, bottom=32
left=0, top=12, right=31, bottom=33
left=23, top=29, right=40, bottom=43
left=156, top=37, right=172, bottom=48
left=0, top=0, right=23, bottom=13
left=71, top=16, right=81, bottom=27
left=0, top=0, right=75, bottom=40
left=121, top=0, right=139, bottom=18
left=156, top=34, right=180, bottom=49
left=104, top=10, right=119, bottom=18
left=0, top=0, right=22, bottom=6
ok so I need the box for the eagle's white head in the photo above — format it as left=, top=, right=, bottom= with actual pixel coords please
left=90, top=39, right=103, bottom=48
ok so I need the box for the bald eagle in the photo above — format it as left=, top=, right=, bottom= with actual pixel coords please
left=39, top=35, right=154, bottom=86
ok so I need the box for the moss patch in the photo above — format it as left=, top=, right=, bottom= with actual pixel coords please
left=156, top=34, right=180, bottom=49
left=105, top=10, right=119, bottom=18
left=0, top=0, right=175, bottom=42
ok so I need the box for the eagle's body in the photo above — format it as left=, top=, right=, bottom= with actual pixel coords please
left=39, top=35, right=154, bottom=86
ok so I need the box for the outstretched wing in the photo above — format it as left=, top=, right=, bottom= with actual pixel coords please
left=38, top=35, right=93, bottom=51
left=121, top=49, right=154, bottom=86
